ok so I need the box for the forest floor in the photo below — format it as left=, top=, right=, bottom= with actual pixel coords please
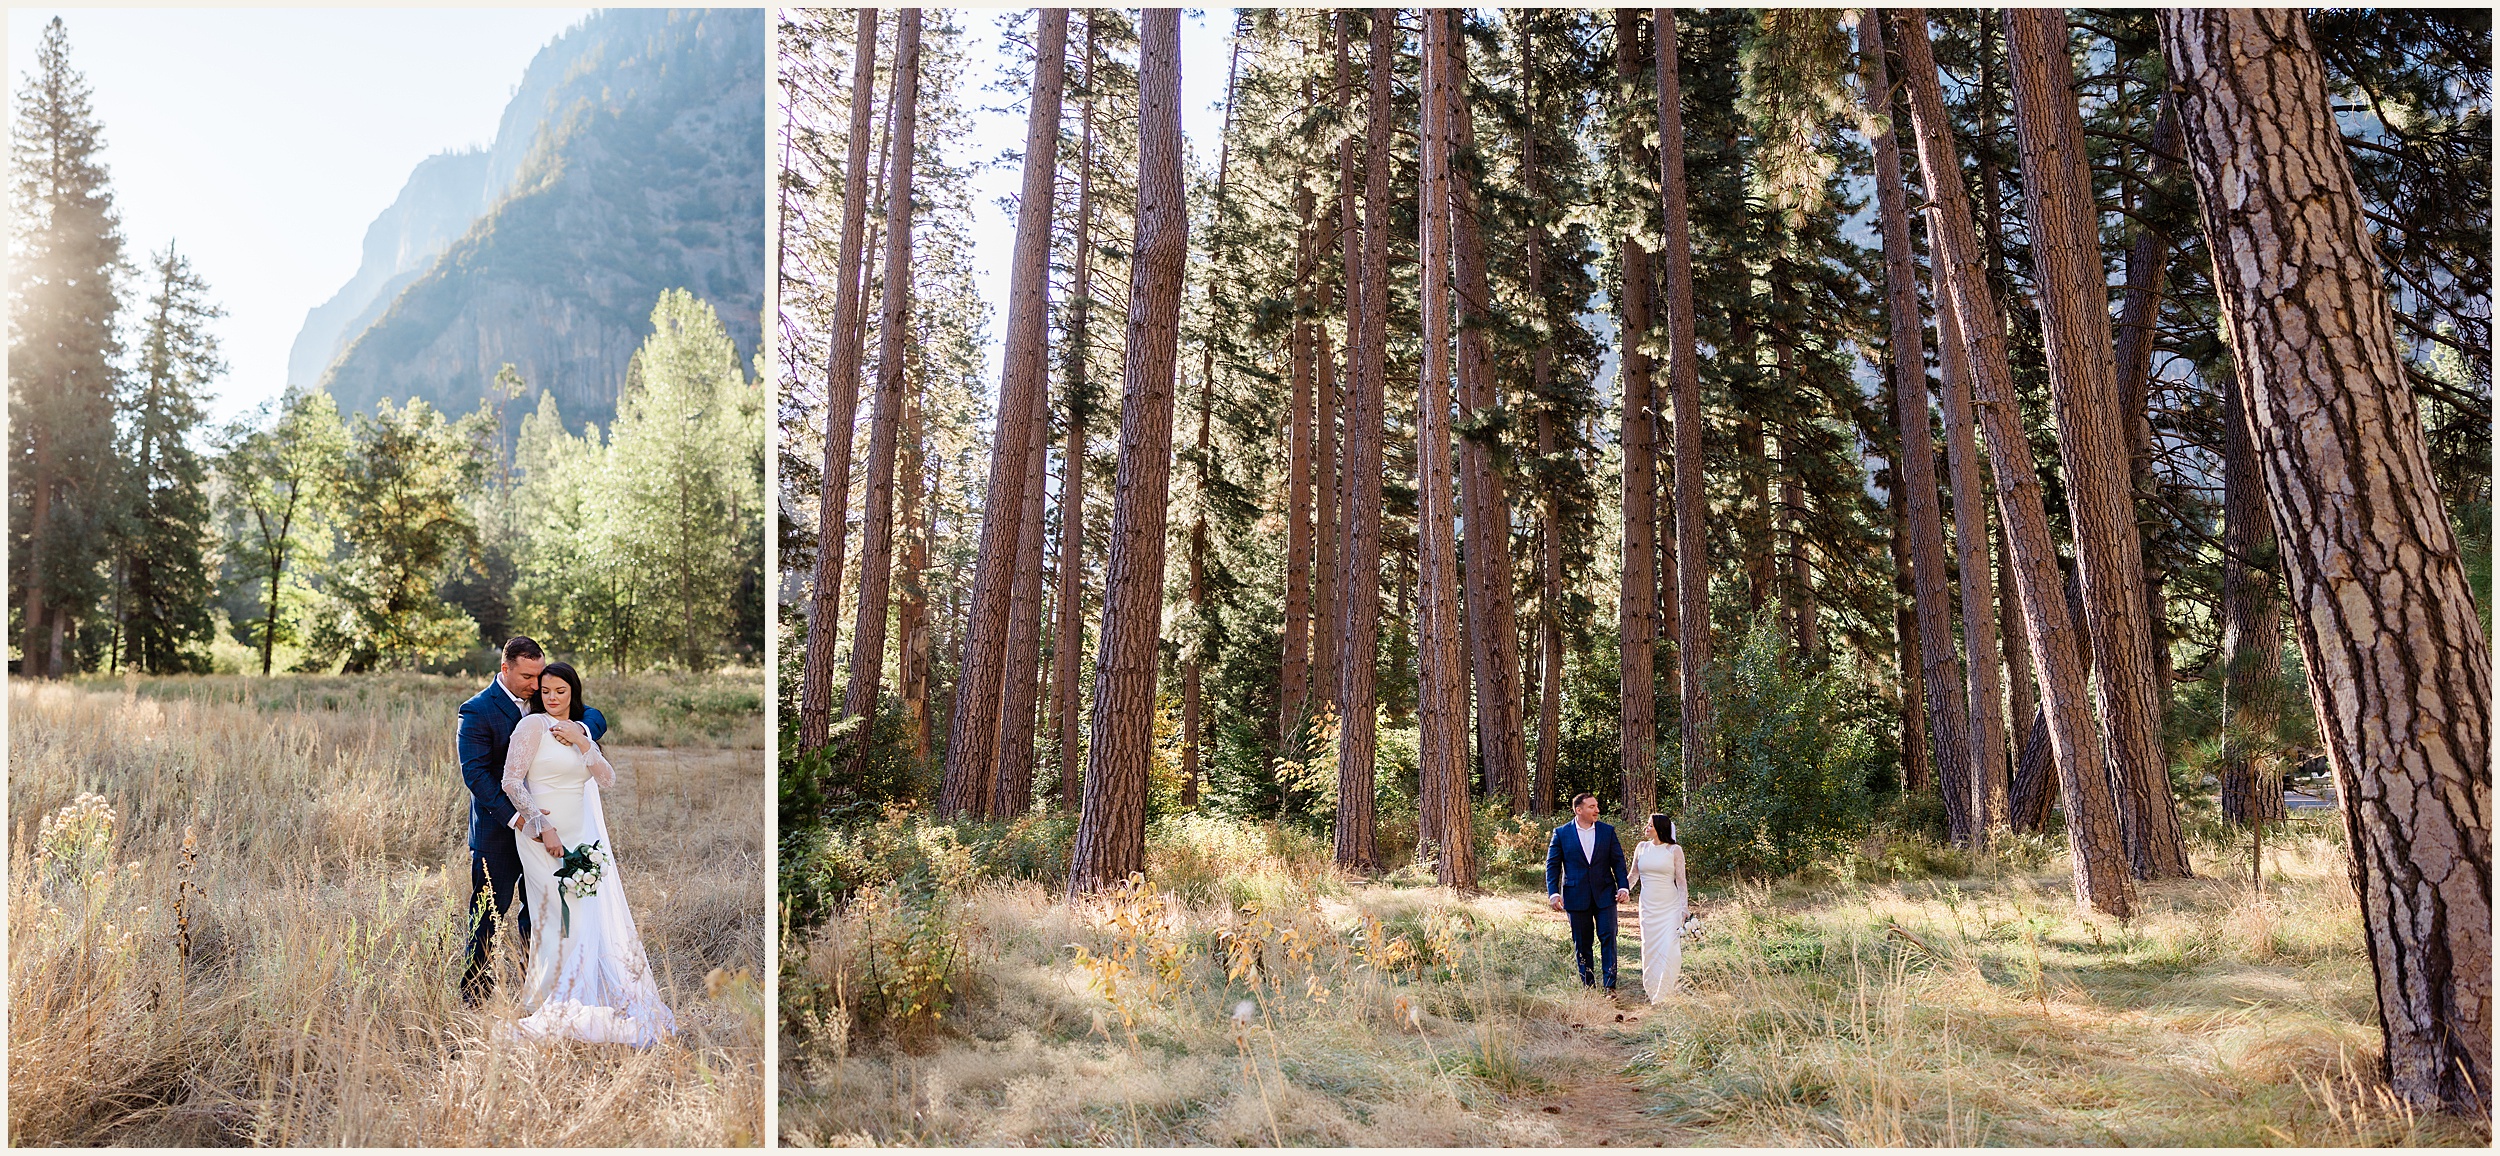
left=7, top=673, right=768, bottom=1145
left=780, top=812, right=2490, bottom=1146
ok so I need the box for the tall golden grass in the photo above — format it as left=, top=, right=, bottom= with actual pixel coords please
left=779, top=813, right=2487, bottom=1147
left=8, top=673, right=765, bottom=1145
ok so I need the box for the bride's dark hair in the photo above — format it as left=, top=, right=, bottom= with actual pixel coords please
left=1650, top=812, right=1675, bottom=845
left=530, top=661, right=588, bottom=722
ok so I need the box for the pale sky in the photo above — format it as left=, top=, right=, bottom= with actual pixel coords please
left=7, top=8, right=591, bottom=424
left=955, top=7, right=1236, bottom=394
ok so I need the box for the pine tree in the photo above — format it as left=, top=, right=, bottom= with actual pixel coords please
left=795, top=8, right=881, bottom=753
left=111, top=244, right=222, bottom=673
left=611, top=290, right=760, bottom=673
left=941, top=8, right=1063, bottom=818
left=2005, top=9, right=2190, bottom=880
left=1069, top=8, right=1187, bottom=897
left=10, top=17, right=126, bottom=677
left=2164, top=7, right=2490, bottom=1113
left=841, top=8, right=923, bottom=776
left=1890, top=7, right=2134, bottom=917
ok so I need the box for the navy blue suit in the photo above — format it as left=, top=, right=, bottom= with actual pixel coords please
left=1547, top=820, right=1630, bottom=988
left=457, top=678, right=607, bottom=999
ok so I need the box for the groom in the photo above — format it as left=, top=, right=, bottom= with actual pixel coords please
left=458, top=635, right=607, bottom=1004
left=1546, top=792, right=1631, bottom=993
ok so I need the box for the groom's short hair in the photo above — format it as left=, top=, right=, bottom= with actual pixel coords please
left=1571, top=792, right=1598, bottom=809
left=502, top=636, right=545, bottom=665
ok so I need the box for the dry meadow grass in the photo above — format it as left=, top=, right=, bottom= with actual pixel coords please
left=779, top=813, right=2488, bottom=1147
left=8, top=672, right=766, bottom=1146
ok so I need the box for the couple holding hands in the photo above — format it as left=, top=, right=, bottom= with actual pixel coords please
left=1546, top=792, right=1690, bottom=1004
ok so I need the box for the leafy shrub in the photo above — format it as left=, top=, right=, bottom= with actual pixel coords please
left=1681, top=624, right=1878, bottom=879
left=780, top=808, right=1074, bottom=930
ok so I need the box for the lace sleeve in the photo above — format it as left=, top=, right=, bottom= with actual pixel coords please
left=577, top=723, right=615, bottom=789
left=503, top=715, right=553, bottom=839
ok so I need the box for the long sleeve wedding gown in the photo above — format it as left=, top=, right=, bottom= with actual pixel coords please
left=500, top=712, right=677, bottom=1047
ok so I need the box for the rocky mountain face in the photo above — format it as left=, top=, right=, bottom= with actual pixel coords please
left=304, top=8, right=764, bottom=432
left=287, top=149, right=489, bottom=390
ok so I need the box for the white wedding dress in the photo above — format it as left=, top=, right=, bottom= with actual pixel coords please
left=1633, top=840, right=1687, bottom=1002
left=500, top=713, right=676, bottom=1047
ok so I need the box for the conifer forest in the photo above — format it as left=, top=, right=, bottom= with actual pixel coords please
left=779, top=8, right=2489, bottom=1141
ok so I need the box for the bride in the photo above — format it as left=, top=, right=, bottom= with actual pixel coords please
left=1631, top=813, right=1687, bottom=1002
left=499, top=661, right=677, bottom=1046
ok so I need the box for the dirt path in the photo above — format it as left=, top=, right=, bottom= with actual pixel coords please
left=1521, top=1001, right=1687, bottom=1147
left=1500, top=902, right=1694, bottom=1147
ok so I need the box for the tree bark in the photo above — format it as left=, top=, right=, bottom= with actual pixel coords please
left=1654, top=9, right=1713, bottom=796
left=940, top=8, right=1064, bottom=818
left=1937, top=292, right=2010, bottom=841
left=840, top=8, right=922, bottom=781
left=1997, top=488, right=2039, bottom=797
left=897, top=362, right=931, bottom=765
left=1524, top=19, right=1561, bottom=819
left=1053, top=15, right=1098, bottom=812
left=1887, top=464, right=1930, bottom=794
left=991, top=320, right=1056, bottom=818
left=1416, top=9, right=1477, bottom=889
left=1445, top=23, right=1528, bottom=816
left=1281, top=176, right=1317, bottom=738
left=2164, top=8, right=2491, bottom=1111
left=1866, top=13, right=1974, bottom=843
left=2115, top=102, right=2185, bottom=753
left=1613, top=8, right=1661, bottom=834
left=1893, top=7, right=2134, bottom=917
left=797, top=9, right=879, bottom=753
left=1332, top=9, right=1394, bottom=872
left=2217, top=378, right=2284, bottom=827
left=1068, top=7, right=1186, bottom=896
left=2006, top=9, right=2191, bottom=880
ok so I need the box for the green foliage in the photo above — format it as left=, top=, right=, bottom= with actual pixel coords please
left=780, top=808, right=1074, bottom=931
left=107, top=244, right=224, bottom=673
left=1680, top=624, right=1877, bottom=880
left=306, top=397, right=489, bottom=671
left=215, top=389, right=350, bottom=675
left=10, top=17, right=127, bottom=675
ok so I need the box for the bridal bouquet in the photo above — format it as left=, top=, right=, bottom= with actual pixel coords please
left=553, top=840, right=606, bottom=938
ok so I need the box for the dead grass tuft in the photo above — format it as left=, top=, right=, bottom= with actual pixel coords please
left=8, top=677, right=764, bottom=1146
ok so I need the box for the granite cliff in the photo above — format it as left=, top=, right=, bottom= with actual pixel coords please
left=301, top=8, right=764, bottom=431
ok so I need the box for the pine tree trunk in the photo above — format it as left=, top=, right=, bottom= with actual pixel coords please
left=1416, top=9, right=1477, bottom=889
left=1181, top=31, right=1242, bottom=813
left=1312, top=216, right=1341, bottom=711
left=1281, top=179, right=1317, bottom=738
left=1735, top=318, right=1774, bottom=616
left=2115, top=103, right=2185, bottom=753
left=2164, top=8, right=2491, bottom=1111
left=2217, top=380, right=2285, bottom=827
left=1068, top=7, right=1187, bottom=897
left=1997, top=492, right=2038, bottom=795
left=840, top=9, right=922, bottom=780
left=991, top=341, right=1055, bottom=818
left=1612, top=8, right=1661, bottom=835
left=1937, top=293, right=2010, bottom=840
left=1055, top=15, right=1098, bottom=811
left=1865, top=15, right=1973, bottom=842
left=1654, top=9, right=1713, bottom=796
left=1893, top=7, right=2134, bottom=917
left=939, top=9, right=1063, bottom=818
left=1781, top=431, right=1818, bottom=657
left=1445, top=24, right=1527, bottom=816
left=797, top=8, right=880, bottom=753
left=1888, top=474, right=1930, bottom=794
left=1332, top=9, right=1394, bottom=872
left=1524, top=27, right=1561, bottom=819
left=2006, top=9, right=2191, bottom=880
left=897, top=371, right=931, bottom=766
